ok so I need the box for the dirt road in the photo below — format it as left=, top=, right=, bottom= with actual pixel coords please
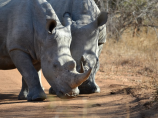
left=0, top=68, right=157, bottom=118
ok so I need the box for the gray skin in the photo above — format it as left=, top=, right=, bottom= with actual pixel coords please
left=78, top=0, right=107, bottom=94
left=47, top=0, right=108, bottom=94
left=0, top=0, right=91, bottom=101
left=19, top=0, right=108, bottom=96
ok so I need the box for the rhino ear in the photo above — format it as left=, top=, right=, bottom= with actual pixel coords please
left=46, top=19, right=57, bottom=33
left=97, top=12, right=108, bottom=27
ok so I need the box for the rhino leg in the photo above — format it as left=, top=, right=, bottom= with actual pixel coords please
left=79, top=34, right=105, bottom=94
left=33, top=63, right=44, bottom=90
left=79, top=59, right=101, bottom=94
left=18, top=65, right=44, bottom=100
left=10, top=50, right=46, bottom=101
left=49, top=87, right=56, bottom=95
left=18, top=78, right=28, bottom=100
left=79, top=72, right=100, bottom=94
left=38, top=70, right=44, bottom=90
left=79, top=83, right=100, bottom=94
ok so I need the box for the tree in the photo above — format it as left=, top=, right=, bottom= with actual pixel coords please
left=103, top=0, right=158, bottom=40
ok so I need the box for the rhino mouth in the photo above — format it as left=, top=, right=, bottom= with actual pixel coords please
left=49, top=87, right=79, bottom=98
left=57, top=90, right=79, bottom=99
left=64, top=92, right=78, bottom=97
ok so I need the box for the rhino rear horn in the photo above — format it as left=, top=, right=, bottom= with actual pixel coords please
left=97, top=11, right=108, bottom=27
left=80, top=61, right=84, bottom=73
left=81, top=55, right=86, bottom=62
left=46, top=19, right=57, bottom=33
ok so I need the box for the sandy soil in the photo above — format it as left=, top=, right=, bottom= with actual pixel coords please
left=0, top=66, right=158, bottom=118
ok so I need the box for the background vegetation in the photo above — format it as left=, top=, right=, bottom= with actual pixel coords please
left=103, top=0, right=158, bottom=40
left=100, top=0, right=158, bottom=98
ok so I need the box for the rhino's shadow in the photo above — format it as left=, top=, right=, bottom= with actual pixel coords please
left=0, top=93, right=49, bottom=104
left=0, top=93, right=17, bottom=100
left=0, top=93, right=27, bottom=105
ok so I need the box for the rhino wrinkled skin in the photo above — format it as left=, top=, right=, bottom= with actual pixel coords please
left=47, top=0, right=108, bottom=94
left=0, top=0, right=92, bottom=101
left=18, top=0, right=108, bottom=97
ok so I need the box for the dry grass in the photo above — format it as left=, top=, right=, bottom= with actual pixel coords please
left=99, top=27, right=158, bottom=97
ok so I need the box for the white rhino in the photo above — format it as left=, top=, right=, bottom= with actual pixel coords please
left=47, top=0, right=108, bottom=94
left=0, top=0, right=91, bottom=101
left=18, top=0, right=108, bottom=97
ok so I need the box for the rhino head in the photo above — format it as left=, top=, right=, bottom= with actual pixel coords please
left=70, top=0, right=108, bottom=94
left=40, top=7, right=91, bottom=98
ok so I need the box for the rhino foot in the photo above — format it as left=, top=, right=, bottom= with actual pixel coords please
left=27, top=94, right=46, bottom=101
left=79, top=81, right=100, bottom=94
left=49, top=87, right=56, bottom=94
left=18, top=89, right=28, bottom=100
left=27, top=87, right=46, bottom=101
left=18, top=86, right=45, bottom=100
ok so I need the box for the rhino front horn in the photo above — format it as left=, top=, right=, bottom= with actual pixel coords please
left=71, top=68, right=92, bottom=88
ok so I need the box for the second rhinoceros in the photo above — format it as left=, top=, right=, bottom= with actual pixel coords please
left=47, top=0, right=108, bottom=94
left=0, top=0, right=91, bottom=101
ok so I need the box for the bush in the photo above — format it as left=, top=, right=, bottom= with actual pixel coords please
left=102, top=0, right=158, bottom=40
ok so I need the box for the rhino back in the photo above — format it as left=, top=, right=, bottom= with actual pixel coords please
left=47, top=0, right=100, bottom=22
left=0, top=0, right=51, bottom=69
left=0, top=0, right=15, bottom=54
left=0, top=0, right=34, bottom=54
left=47, top=0, right=72, bottom=22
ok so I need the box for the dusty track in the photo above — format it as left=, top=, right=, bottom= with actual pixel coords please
left=0, top=68, right=158, bottom=118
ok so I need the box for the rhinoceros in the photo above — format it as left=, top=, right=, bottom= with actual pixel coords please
left=0, top=0, right=92, bottom=101
left=46, top=0, right=108, bottom=94
left=18, top=0, right=108, bottom=96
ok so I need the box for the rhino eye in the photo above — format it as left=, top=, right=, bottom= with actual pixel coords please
left=53, top=61, right=61, bottom=68
left=53, top=64, right=57, bottom=68
left=96, top=58, right=99, bottom=62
